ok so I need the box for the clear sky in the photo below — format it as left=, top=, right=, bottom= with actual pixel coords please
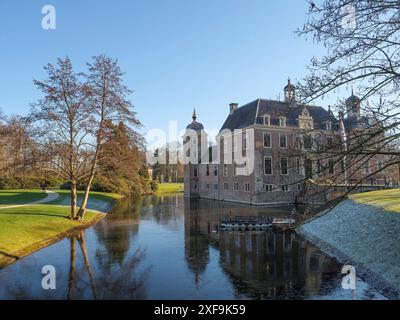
left=0, top=0, right=344, bottom=142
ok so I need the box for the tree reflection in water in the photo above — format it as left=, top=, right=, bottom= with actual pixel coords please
left=67, top=230, right=149, bottom=300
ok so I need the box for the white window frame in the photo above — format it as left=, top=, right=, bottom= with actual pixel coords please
left=264, top=156, right=273, bottom=176
left=364, top=160, right=370, bottom=174
left=328, top=159, right=335, bottom=174
left=263, top=132, right=272, bottom=148
left=265, top=184, right=273, bottom=192
left=279, top=117, right=286, bottom=127
left=281, top=157, right=289, bottom=175
left=279, top=133, right=287, bottom=149
left=264, top=115, right=270, bottom=126
left=377, top=160, right=384, bottom=171
left=244, top=183, right=251, bottom=193
left=325, top=121, right=332, bottom=131
left=233, top=182, right=239, bottom=191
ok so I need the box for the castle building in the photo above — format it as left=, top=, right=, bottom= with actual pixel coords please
left=184, top=81, right=399, bottom=206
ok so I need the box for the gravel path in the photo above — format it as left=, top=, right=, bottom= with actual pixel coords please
left=0, top=191, right=60, bottom=210
left=297, top=199, right=400, bottom=299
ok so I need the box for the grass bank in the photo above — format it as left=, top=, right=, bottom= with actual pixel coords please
left=0, top=189, right=48, bottom=207
left=0, top=189, right=120, bottom=269
left=156, top=183, right=184, bottom=195
left=350, top=188, right=400, bottom=213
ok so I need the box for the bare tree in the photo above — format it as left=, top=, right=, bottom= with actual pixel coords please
left=77, top=55, right=141, bottom=221
left=295, top=0, right=400, bottom=198
left=31, top=57, right=92, bottom=219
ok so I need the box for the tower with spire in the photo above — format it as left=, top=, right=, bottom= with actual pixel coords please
left=284, top=78, right=296, bottom=103
left=346, top=89, right=361, bottom=118
left=184, top=109, right=206, bottom=198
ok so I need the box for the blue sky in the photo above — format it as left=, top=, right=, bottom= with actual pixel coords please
left=0, top=0, right=344, bottom=140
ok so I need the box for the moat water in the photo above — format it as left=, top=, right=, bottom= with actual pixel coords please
left=0, top=195, right=385, bottom=299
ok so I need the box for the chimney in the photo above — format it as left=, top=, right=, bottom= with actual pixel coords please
left=229, top=103, right=238, bottom=115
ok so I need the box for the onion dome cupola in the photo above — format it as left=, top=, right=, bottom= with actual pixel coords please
left=346, top=90, right=361, bottom=118
left=186, top=109, right=204, bottom=131
left=284, top=78, right=296, bottom=103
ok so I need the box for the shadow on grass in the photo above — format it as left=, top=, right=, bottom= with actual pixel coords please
left=0, top=211, right=70, bottom=219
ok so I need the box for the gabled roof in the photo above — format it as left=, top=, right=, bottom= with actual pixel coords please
left=219, top=99, right=338, bottom=132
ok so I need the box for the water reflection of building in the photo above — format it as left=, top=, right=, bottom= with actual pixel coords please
left=184, top=199, right=210, bottom=287
left=184, top=198, right=339, bottom=299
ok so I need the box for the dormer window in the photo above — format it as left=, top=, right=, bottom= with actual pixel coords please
left=279, top=117, right=286, bottom=127
left=325, top=121, right=332, bottom=131
left=263, top=115, right=270, bottom=126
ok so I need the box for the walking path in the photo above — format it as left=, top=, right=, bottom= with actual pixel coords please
left=0, top=191, right=60, bottom=210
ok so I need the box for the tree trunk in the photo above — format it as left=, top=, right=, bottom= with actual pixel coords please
left=77, top=126, right=103, bottom=221
left=67, top=237, right=76, bottom=300
left=77, top=164, right=96, bottom=221
left=77, top=231, right=97, bottom=299
left=70, top=181, right=77, bottom=219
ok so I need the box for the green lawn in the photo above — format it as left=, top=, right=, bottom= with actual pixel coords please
left=0, top=189, right=47, bottom=206
left=0, top=189, right=120, bottom=268
left=156, top=183, right=184, bottom=194
left=0, top=205, right=99, bottom=255
left=350, top=189, right=400, bottom=213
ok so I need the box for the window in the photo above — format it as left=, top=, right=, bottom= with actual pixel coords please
left=304, top=134, right=312, bottom=149
left=296, top=158, right=301, bottom=174
left=264, top=115, right=270, bottom=126
left=263, top=132, right=271, bottom=148
left=233, top=182, right=239, bottom=191
left=264, top=157, right=273, bottom=175
left=206, top=164, right=210, bottom=176
left=295, top=136, right=302, bottom=149
left=282, top=185, right=289, bottom=192
left=214, top=165, right=218, bottom=176
left=363, top=160, right=370, bottom=174
left=223, top=164, right=228, bottom=177
left=328, top=159, right=335, bottom=174
left=265, top=184, right=273, bottom=192
left=224, top=182, right=229, bottom=190
left=279, top=117, right=286, bottom=127
left=279, top=133, right=287, bottom=149
left=297, top=184, right=302, bottom=191
left=193, top=165, right=198, bottom=177
left=317, top=159, right=322, bottom=174
left=281, top=157, right=288, bottom=175
left=327, top=137, right=333, bottom=147
left=245, top=183, right=250, bottom=192
left=305, top=159, right=313, bottom=178
left=378, top=160, right=384, bottom=171
left=206, top=183, right=210, bottom=190
left=325, top=121, right=332, bottom=131
left=214, top=184, right=218, bottom=190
